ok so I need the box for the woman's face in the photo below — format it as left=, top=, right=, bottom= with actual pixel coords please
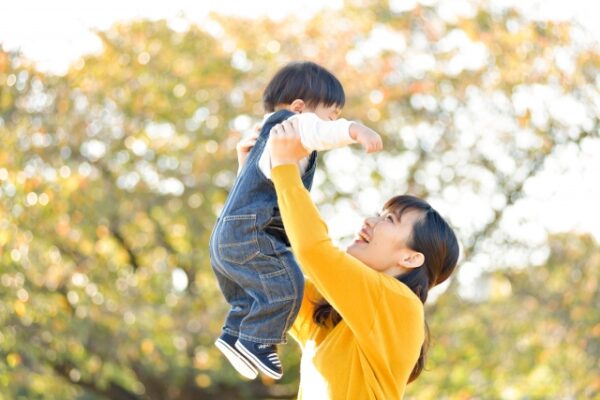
left=347, top=208, right=425, bottom=276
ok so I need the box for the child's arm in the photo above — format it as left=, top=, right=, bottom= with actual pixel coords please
left=291, top=113, right=354, bottom=151
left=292, top=113, right=383, bottom=153
left=348, top=122, right=383, bottom=153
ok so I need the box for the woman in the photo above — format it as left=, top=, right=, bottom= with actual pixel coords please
left=263, top=118, right=460, bottom=399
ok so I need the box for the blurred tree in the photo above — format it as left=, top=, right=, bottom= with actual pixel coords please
left=0, top=0, right=599, bottom=398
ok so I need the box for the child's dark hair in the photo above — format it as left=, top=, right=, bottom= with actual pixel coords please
left=262, top=61, right=346, bottom=112
left=313, top=195, right=460, bottom=384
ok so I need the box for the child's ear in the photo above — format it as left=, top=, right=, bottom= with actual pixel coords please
left=289, top=99, right=305, bottom=113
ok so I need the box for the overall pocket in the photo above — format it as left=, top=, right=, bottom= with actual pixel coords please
left=217, top=214, right=261, bottom=265
left=258, top=258, right=297, bottom=303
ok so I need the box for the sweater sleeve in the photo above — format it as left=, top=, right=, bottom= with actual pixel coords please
left=273, top=164, right=405, bottom=337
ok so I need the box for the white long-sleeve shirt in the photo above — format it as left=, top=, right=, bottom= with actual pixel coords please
left=256, top=112, right=356, bottom=179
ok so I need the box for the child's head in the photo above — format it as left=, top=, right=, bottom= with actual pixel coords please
left=263, top=61, right=345, bottom=120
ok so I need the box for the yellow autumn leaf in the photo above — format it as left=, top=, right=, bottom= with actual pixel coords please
left=6, top=353, right=21, bottom=367
left=14, top=301, right=26, bottom=317
left=141, top=339, right=155, bottom=354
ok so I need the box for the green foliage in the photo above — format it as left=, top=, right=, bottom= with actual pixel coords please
left=1, top=1, right=599, bottom=398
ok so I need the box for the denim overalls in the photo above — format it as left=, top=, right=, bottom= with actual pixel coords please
left=209, top=110, right=318, bottom=344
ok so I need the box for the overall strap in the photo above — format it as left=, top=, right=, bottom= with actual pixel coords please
left=258, top=110, right=296, bottom=141
left=246, top=109, right=296, bottom=167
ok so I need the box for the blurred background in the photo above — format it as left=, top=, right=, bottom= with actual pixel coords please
left=1, top=0, right=599, bottom=399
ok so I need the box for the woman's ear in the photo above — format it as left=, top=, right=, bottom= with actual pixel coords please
left=289, top=99, right=305, bottom=113
left=398, top=250, right=425, bottom=270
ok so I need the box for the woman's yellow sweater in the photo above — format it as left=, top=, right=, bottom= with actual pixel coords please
left=273, top=165, right=425, bottom=400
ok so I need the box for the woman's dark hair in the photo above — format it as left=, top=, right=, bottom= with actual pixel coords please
left=262, top=61, right=345, bottom=112
left=313, top=195, right=459, bottom=383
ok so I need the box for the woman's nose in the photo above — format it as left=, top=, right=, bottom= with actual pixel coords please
left=364, top=216, right=379, bottom=227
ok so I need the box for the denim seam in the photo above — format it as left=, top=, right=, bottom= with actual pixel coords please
left=237, top=332, right=287, bottom=345
left=277, top=254, right=299, bottom=341
left=258, top=277, right=296, bottom=303
left=218, top=246, right=260, bottom=266
left=223, top=214, right=257, bottom=221
left=264, top=234, right=300, bottom=340
left=223, top=327, right=240, bottom=337
left=219, top=240, right=258, bottom=248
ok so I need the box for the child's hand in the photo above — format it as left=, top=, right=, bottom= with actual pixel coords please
left=236, top=126, right=260, bottom=171
left=350, top=123, right=383, bottom=153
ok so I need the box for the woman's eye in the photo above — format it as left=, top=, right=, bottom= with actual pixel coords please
left=386, top=215, right=394, bottom=222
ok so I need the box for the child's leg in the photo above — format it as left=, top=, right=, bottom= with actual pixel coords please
left=231, top=251, right=303, bottom=379
left=211, top=262, right=253, bottom=337
left=211, top=262, right=259, bottom=379
left=236, top=252, right=304, bottom=344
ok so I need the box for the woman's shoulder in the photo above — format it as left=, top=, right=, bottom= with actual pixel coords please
left=380, top=275, right=424, bottom=317
left=370, top=276, right=425, bottom=362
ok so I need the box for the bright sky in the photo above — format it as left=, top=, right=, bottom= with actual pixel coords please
left=1, top=0, right=599, bottom=296
left=1, top=0, right=598, bottom=74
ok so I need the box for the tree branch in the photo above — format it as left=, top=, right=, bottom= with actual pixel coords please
left=146, top=211, right=197, bottom=295
left=109, top=219, right=141, bottom=271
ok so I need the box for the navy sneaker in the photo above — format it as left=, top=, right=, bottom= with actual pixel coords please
left=235, top=338, right=283, bottom=380
left=215, top=333, right=258, bottom=380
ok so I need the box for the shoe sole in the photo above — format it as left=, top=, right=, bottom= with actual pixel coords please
left=235, top=341, right=283, bottom=380
left=215, top=339, right=258, bottom=380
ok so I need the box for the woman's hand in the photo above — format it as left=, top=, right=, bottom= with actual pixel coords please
left=268, top=119, right=310, bottom=168
left=236, top=127, right=260, bottom=172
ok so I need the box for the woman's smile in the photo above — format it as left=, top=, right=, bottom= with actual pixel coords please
left=356, top=228, right=371, bottom=243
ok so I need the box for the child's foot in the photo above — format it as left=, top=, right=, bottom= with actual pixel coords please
left=215, top=333, right=258, bottom=380
left=235, top=338, right=283, bottom=380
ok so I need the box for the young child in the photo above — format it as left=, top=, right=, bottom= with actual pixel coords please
left=209, top=61, right=382, bottom=380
